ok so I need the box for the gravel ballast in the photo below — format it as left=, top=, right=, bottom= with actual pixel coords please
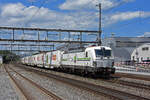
left=11, top=65, right=110, bottom=100
left=13, top=64, right=150, bottom=99
left=23, top=65, right=150, bottom=99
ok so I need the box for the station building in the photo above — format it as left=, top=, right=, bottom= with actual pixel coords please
left=102, top=37, right=150, bottom=63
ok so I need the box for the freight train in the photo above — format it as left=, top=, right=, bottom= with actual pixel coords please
left=21, top=46, right=115, bottom=76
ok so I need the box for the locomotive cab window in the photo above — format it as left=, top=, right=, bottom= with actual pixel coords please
left=142, top=47, right=149, bottom=51
left=95, top=49, right=111, bottom=57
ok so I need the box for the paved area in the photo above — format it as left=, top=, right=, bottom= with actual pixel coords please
left=0, top=65, right=19, bottom=100
left=115, top=66, right=150, bottom=76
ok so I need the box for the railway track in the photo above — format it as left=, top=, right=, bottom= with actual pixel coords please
left=103, top=78, right=150, bottom=91
left=4, top=65, right=62, bottom=100
left=113, top=73, right=150, bottom=81
left=15, top=64, right=150, bottom=100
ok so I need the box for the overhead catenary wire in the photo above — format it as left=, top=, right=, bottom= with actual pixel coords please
left=24, top=0, right=49, bottom=27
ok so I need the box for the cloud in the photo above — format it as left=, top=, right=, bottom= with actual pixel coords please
left=103, top=11, right=150, bottom=26
left=0, top=3, right=56, bottom=27
left=111, top=11, right=150, bottom=21
left=28, top=0, right=36, bottom=3
left=1, top=2, right=150, bottom=31
left=0, top=3, right=98, bottom=30
left=138, top=32, right=150, bottom=37
left=59, top=0, right=135, bottom=10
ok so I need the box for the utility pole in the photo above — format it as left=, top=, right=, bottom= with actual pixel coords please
left=96, top=3, right=102, bottom=46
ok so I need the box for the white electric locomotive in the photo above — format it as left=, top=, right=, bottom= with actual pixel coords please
left=21, top=46, right=115, bottom=76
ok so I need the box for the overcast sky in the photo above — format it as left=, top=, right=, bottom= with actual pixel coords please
left=0, top=0, right=150, bottom=37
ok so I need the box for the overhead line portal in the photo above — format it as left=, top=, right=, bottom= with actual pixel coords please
left=0, top=26, right=99, bottom=33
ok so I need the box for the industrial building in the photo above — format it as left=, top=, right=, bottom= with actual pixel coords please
left=102, top=37, right=150, bottom=63
left=56, top=37, right=150, bottom=64
left=131, top=43, right=150, bottom=63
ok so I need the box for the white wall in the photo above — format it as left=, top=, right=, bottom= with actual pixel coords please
left=131, top=44, right=150, bottom=62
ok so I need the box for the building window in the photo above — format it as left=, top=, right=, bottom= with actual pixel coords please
left=142, top=47, right=149, bottom=51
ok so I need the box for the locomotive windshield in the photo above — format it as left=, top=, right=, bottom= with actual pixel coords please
left=95, top=49, right=111, bottom=57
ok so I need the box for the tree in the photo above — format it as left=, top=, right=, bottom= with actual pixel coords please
left=0, top=50, right=20, bottom=63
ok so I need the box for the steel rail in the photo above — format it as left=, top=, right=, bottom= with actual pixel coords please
left=18, top=65, right=150, bottom=100
left=16, top=65, right=121, bottom=100
left=113, top=73, right=150, bottom=81
left=4, top=65, right=29, bottom=100
left=7, top=65, right=62, bottom=100
left=103, top=79, right=150, bottom=91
